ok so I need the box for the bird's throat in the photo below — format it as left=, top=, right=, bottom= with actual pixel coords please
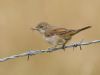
left=38, top=29, right=46, bottom=34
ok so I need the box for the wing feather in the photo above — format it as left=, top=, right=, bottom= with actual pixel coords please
left=45, top=28, right=75, bottom=37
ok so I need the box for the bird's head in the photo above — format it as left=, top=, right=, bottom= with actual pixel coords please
left=32, top=22, right=50, bottom=33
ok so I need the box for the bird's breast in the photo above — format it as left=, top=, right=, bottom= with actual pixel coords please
left=44, top=35, right=65, bottom=45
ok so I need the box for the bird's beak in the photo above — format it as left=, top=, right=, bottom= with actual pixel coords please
left=31, top=27, right=38, bottom=30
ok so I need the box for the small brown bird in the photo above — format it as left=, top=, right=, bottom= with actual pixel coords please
left=32, top=22, right=91, bottom=50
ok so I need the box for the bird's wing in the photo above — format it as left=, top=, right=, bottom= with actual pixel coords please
left=45, top=28, right=76, bottom=37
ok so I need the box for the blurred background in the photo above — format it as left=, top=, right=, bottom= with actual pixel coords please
left=0, top=0, right=100, bottom=75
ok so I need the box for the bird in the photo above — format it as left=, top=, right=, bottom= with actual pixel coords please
left=32, top=22, right=91, bottom=50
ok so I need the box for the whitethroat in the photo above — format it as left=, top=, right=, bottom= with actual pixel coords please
left=32, top=22, right=91, bottom=50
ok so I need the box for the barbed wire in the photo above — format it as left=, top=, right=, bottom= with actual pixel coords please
left=0, top=40, right=100, bottom=62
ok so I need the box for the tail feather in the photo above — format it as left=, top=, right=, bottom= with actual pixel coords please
left=71, top=26, right=91, bottom=35
left=77, top=26, right=91, bottom=33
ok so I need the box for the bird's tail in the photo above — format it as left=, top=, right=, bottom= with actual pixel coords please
left=71, top=26, right=91, bottom=36
left=77, top=26, right=91, bottom=33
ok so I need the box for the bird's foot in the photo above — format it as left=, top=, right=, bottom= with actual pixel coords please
left=62, top=45, right=66, bottom=51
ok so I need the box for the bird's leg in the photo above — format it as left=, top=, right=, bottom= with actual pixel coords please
left=62, top=40, right=68, bottom=51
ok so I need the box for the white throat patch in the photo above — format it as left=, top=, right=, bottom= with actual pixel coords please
left=38, top=29, right=45, bottom=34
